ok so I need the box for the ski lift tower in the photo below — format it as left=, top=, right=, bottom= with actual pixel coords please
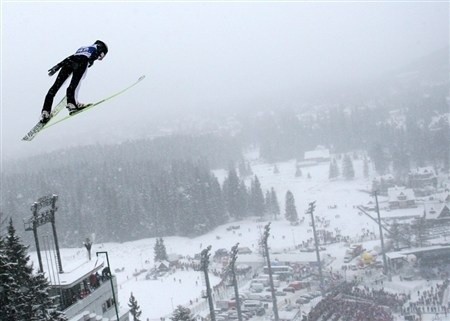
left=24, top=194, right=63, bottom=273
left=228, top=243, right=243, bottom=321
left=200, top=245, right=216, bottom=321
left=306, top=201, right=325, bottom=296
left=262, top=223, right=279, bottom=321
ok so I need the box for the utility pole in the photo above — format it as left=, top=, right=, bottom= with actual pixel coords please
left=306, top=201, right=325, bottom=295
left=201, top=245, right=216, bottom=321
left=262, top=223, right=279, bottom=321
left=374, top=191, right=391, bottom=281
left=229, top=243, right=243, bottom=321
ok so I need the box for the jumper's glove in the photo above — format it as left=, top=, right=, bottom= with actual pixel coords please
left=48, top=64, right=61, bottom=76
left=48, top=66, right=58, bottom=76
left=48, top=58, right=69, bottom=76
left=88, top=60, right=95, bottom=68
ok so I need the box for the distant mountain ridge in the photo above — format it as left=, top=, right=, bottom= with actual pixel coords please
left=391, top=46, right=449, bottom=81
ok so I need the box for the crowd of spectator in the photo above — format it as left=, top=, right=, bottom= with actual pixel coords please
left=401, top=279, right=449, bottom=317
left=306, top=282, right=404, bottom=321
left=63, top=267, right=112, bottom=309
left=307, top=295, right=394, bottom=321
left=350, top=286, right=407, bottom=311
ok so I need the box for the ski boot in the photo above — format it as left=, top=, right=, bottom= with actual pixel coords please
left=39, top=110, right=51, bottom=124
left=67, top=103, right=90, bottom=115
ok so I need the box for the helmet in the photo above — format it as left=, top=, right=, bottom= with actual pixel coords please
left=94, top=40, right=108, bottom=56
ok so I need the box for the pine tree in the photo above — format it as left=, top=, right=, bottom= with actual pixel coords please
left=270, top=187, right=280, bottom=220
left=370, top=143, right=389, bottom=175
left=335, top=159, right=341, bottom=177
left=411, top=217, right=427, bottom=247
left=246, top=161, right=253, bottom=176
left=363, top=156, right=369, bottom=178
left=238, top=159, right=252, bottom=177
left=4, top=218, right=34, bottom=320
left=273, top=164, right=280, bottom=174
left=264, top=190, right=271, bottom=217
left=29, top=272, right=67, bottom=321
left=342, top=155, right=355, bottom=180
left=0, top=228, right=9, bottom=314
left=328, top=160, right=335, bottom=179
left=392, top=131, right=410, bottom=182
left=0, top=211, right=7, bottom=237
left=171, top=305, right=194, bottom=321
left=154, top=238, right=161, bottom=261
left=128, top=292, right=142, bottom=321
left=328, top=159, right=339, bottom=180
left=154, top=237, right=168, bottom=261
left=158, top=237, right=168, bottom=261
left=295, top=164, right=302, bottom=178
left=207, top=176, right=227, bottom=226
left=223, top=167, right=246, bottom=219
left=249, top=176, right=265, bottom=217
left=238, top=181, right=249, bottom=218
left=389, top=220, right=404, bottom=250
left=284, top=191, right=298, bottom=224
left=1, top=219, right=67, bottom=321
left=389, top=220, right=414, bottom=251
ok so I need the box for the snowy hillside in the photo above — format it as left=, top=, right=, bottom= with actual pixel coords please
left=29, top=156, right=441, bottom=321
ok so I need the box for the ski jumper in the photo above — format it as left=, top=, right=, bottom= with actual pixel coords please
left=41, top=45, right=103, bottom=114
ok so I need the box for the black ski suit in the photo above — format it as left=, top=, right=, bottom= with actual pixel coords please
left=41, top=45, right=103, bottom=114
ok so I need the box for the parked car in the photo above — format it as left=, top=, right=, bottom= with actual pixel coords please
left=230, top=294, right=247, bottom=303
left=295, top=297, right=310, bottom=304
left=275, top=291, right=287, bottom=296
left=216, top=313, right=229, bottom=320
left=300, top=293, right=314, bottom=300
left=262, top=294, right=272, bottom=302
left=250, top=282, right=264, bottom=293
left=229, top=311, right=248, bottom=320
left=242, top=299, right=263, bottom=311
left=240, top=309, right=256, bottom=317
left=282, top=287, right=296, bottom=293
left=288, top=281, right=309, bottom=290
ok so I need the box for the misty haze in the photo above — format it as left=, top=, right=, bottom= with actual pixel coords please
left=1, top=2, right=449, bottom=321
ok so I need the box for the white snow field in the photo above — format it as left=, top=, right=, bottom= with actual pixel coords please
left=30, top=157, right=447, bottom=321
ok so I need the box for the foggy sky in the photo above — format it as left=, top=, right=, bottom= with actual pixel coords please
left=1, top=1, right=449, bottom=160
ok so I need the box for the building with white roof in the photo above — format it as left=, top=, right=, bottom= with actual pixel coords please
left=387, top=186, right=416, bottom=209
left=408, top=166, right=438, bottom=191
left=32, top=250, right=129, bottom=321
left=303, top=146, right=330, bottom=163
